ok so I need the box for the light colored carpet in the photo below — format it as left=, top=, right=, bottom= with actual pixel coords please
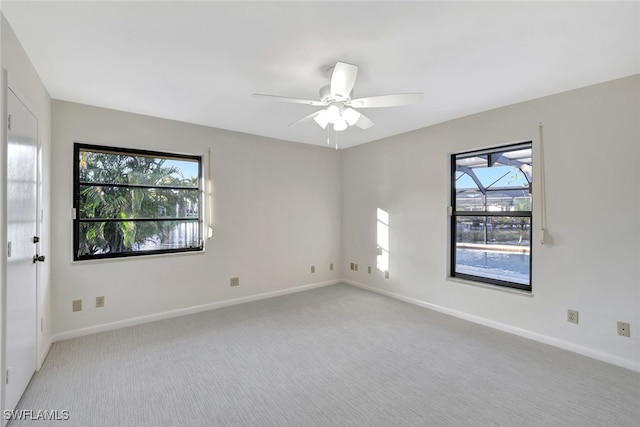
left=10, top=284, right=640, bottom=426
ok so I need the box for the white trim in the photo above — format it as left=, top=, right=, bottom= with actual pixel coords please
left=52, top=280, right=340, bottom=342
left=37, top=337, right=52, bottom=370
left=538, top=122, right=547, bottom=245
left=1, top=68, right=9, bottom=427
left=49, top=278, right=639, bottom=372
left=344, top=279, right=640, bottom=373
left=446, top=276, right=534, bottom=298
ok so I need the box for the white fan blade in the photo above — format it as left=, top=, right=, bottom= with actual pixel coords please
left=314, top=110, right=330, bottom=129
left=330, top=62, right=358, bottom=98
left=252, top=93, right=326, bottom=107
left=349, top=93, right=423, bottom=108
left=354, top=112, right=374, bottom=129
left=288, top=110, right=322, bottom=127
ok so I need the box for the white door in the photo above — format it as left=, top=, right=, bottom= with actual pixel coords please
left=4, top=88, right=39, bottom=411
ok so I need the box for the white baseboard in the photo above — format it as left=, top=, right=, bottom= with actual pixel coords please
left=344, top=279, right=640, bottom=373
left=49, top=278, right=639, bottom=373
left=38, top=336, right=53, bottom=370
left=52, top=279, right=340, bottom=342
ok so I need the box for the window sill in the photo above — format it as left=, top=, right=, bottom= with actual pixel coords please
left=446, top=276, right=534, bottom=298
left=71, top=247, right=206, bottom=265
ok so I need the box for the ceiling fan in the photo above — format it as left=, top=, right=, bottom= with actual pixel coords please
left=252, top=62, right=423, bottom=133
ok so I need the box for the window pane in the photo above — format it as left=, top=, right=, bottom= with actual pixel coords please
left=75, top=143, right=203, bottom=260
left=455, top=248, right=530, bottom=286
left=79, top=185, right=199, bottom=219
left=456, top=190, right=531, bottom=213
left=77, top=220, right=201, bottom=258
left=485, top=189, right=531, bottom=212
left=79, top=150, right=198, bottom=187
left=454, top=215, right=530, bottom=285
left=456, top=155, right=487, bottom=169
left=455, top=216, right=530, bottom=245
left=487, top=167, right=529, bottom=189
left=452, top=142, right=532, bottom=289
left=455, top=172, right=480, bottom=190
left=455, top=190, right=485, bottom=211
left=455, top=145, right=532, bottom=194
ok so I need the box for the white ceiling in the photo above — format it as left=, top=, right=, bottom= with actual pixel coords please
left=3, top=1, right=639, bottom=149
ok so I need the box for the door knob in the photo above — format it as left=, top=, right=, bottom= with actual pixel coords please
left=33, top=254, right=45, bottom=263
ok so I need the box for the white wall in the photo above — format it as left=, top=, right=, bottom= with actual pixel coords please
left=1, top=13, right=53, bottom=367
left=51, top=101, right=341, bottom=336
left=18, top=32, right=638, bottom=372
left=342, top=75, right=640, bottom=371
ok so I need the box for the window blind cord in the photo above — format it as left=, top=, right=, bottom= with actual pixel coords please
left=538, top=122, right=547, bottom=244
left=207, top=148, right=214, bottom=239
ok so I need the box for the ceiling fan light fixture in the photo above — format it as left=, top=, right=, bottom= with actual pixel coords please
left=325, top=104, right=341, bottom=123
left=253, top=61, right=423, bottom=141
left=314, top=110, right=330, bottom=129
left=333, top=117, right=348, bottom=131
left=343, top=107, right=361, bottom=126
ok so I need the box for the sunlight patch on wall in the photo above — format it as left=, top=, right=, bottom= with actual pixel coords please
left=376, top=208, right=389, bottom=273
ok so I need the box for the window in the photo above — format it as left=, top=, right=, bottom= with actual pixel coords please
left=74, top=143, right=203, bottom=260
left=451, top=142, right=532, bottom=291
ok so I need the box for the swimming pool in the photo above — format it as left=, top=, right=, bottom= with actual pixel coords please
left=455, top=248, right=530, bottom=285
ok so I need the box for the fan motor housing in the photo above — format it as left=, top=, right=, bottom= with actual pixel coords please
left=319, top=84, right=352, bottom=104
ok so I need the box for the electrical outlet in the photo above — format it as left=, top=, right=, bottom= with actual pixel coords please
left=230, top=277, right=240, bottom=287
left=310, top=265, right=315, bottom=273
left=617, top=322, right=630, bottom=337
left=384, top=270, right=389, bottom=279
left=354, top=263, right=359, bottom=271
left=329, top=263, right=334, bottom=271
left=350, top=263, right=355, bottom=271
left=368, top=266, right=372, bottom=274
left=567, top=309, right=579, bottom=324
left=96, top=296, right=105, bottom=308
left=72, top=299, right=82, bottom=312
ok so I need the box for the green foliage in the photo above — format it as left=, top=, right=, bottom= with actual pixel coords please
left=513, top=197, right=532, bottom=211
left=77, top=150, right=199, bottom=256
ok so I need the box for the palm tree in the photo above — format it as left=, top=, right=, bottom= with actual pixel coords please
left=78, top=151, right=198, bottom=256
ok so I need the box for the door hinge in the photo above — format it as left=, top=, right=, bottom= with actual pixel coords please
left=7, top=114, right=12, bottom=131
left=5, top=368, right=9, bottom=384
left=7, top=241, right=11, bottom=258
